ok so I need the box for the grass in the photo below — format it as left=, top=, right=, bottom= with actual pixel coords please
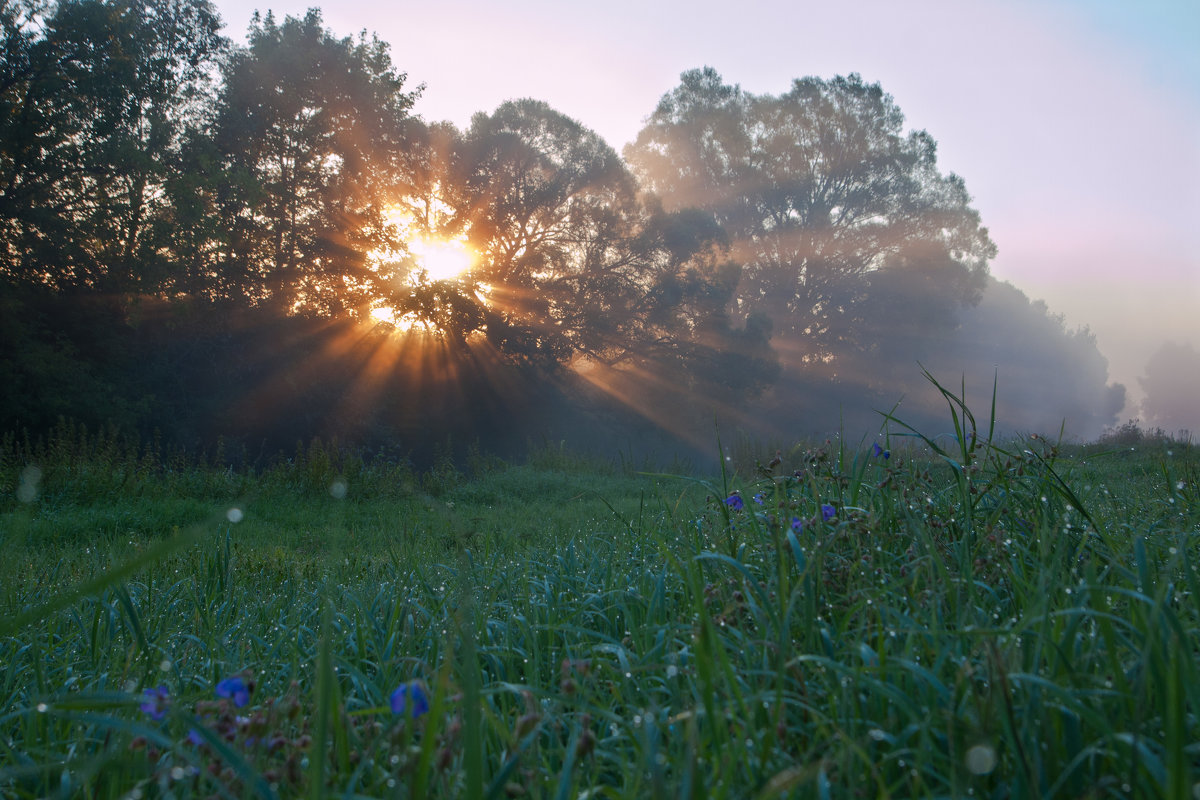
left=0, top=380, right=1198, bottom=799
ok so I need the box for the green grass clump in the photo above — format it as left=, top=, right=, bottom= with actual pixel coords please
left=1, top=378, right=1198, bottom=798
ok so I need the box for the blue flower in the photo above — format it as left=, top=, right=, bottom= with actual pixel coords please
left=821, top=504, right=836, bottom=522
left=790, top=517, right=803, bottom=534
left=752, top=493, right=765, bottom=505
left=187, top=728, right=205, bottom=746
left=724, top=494, right=744, bottom=511
left=139, top=685, right=169, bottom=721
left=216, top=676, right=250, bottom=708
left=391, top=681, right=430, bottom=718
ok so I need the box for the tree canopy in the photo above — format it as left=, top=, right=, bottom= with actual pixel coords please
left=626, top=68, right=995, bottom=363
left=0, top=0, right=224, bottom=292
left=1139, top=341, right=1200, bottom=436
left=0, top=9, right=1130, bottom=456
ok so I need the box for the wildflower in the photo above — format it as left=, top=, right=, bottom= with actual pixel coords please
left=821, top=504, right=836, bottom=522
left=390, top=681, right=430, bottom=718
left=872, top=443, right=890, bottom=459
left=216, top=676, right=250, bottom=708
left=790, top=517, right=803, bottom=534
left=724, top=494, right=744, bottom=511
left=139, top=685, right=169, bottom=721
left=752, top=493, right=765, bottom=505
left=187, top=728, right=205, bottom=746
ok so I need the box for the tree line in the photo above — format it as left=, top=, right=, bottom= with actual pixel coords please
left=0, top=0, right=1130, bottom=463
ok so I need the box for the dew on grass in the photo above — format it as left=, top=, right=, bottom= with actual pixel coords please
left=226, top=507, right=243, bottom=523
left=329, top=480, right=347, bottom=499
left=36, top=703, right=47, bottom=713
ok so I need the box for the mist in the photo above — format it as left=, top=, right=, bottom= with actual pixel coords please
left=0, top=4, right=1155, bottom=471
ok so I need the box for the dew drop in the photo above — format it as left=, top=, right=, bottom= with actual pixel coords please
left=965, top=744, right=997, bottom=775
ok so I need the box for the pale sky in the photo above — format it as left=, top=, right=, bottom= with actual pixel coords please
left=212, top=0, right=1199, bottom=415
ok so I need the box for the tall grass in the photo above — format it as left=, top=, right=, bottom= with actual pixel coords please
left=1, top=378, right=1197, bottom=798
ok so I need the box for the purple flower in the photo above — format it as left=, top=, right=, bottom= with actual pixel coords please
left=391, top=681, right=430, bottom=718
left=216, top=676, right=250, bottom=708
left=821, top=504, right=836, bottom=522
left=790, top=517, right=803, bottom=534
left=724, top=494, right=744, bottom=511
left=187, top=728, right=205, bottom=746
left=139, top=685, right=169, bottom=721
left=752, top=493, right=765, bottom=505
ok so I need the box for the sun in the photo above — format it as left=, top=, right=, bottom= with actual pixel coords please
left=366, top=201, right=483, bottom=331
left=408, top=236, right=475, bottom=283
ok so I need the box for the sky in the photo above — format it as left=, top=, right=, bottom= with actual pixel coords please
left=211, top=0, right=1199, bottom=417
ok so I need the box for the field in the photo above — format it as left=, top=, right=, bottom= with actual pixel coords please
left=2, top=387, right=1198, bottom=799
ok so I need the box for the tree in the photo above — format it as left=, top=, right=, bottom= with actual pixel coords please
left=0, top=0, right=224, bottom=292
left=626, top=68, right=995, bottom=364
left=203, top=10, right=418, bottom=314
left=385, top=102, right=649, bottom=364
left=1139, top=341, right=1200, bottom=436
left=385, top=101, right=779, bottom=399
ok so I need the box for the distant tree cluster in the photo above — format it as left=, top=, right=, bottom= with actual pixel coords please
left=1138, top=341, right=1200, bottom=438
left=0, top=3, right=1128, bottom=459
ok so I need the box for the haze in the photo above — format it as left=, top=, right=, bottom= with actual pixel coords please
left=213, top=0, right=1200, bottom=421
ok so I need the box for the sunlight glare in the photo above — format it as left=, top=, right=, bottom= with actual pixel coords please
left=371, top=306, right=397, bottom=325
left=409, top=237, right=475, bottom=282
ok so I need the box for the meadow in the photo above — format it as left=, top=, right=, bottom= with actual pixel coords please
left=1, top=382, right=1198, bottom=799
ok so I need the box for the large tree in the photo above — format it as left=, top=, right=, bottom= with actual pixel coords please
left=626, top=68, right=995, bottom=364
left=1139, top=341, right=1200, bottom=436
left=199, top=9, right=418, bottom=314
left=385, top=102, right=778, bottom=397
left=0, top=0, right=224, bottom=292
left=385, top=101, right=647, bottom=364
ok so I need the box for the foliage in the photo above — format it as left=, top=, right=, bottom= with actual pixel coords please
left=1139, top=341, right=1200, bottom=438
left=626, top=68, right=995, bottom=362
left=0, top=0, right=225, bottom=291
left=388, top=101, right=646, bottom=363
left=0, top=5, right=1128, bottom=470
left=199, top=9, right=418, bottom=314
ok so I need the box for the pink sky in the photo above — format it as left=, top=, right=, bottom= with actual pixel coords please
left=214, top=0, right=1199, bottom=416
